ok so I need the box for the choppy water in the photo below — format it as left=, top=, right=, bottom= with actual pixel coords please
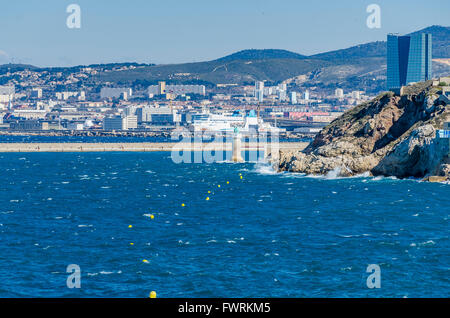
left=0, top=152, right=448, bottom=298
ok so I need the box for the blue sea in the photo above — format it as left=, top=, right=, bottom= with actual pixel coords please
left=0, top=152, right=448, bottom=298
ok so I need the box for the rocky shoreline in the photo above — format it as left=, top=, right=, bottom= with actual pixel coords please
left=276, top=81, right=450, bottom=182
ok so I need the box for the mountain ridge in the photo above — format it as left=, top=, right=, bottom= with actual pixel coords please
left=3, top=26, right=448, bottom=70
left=312, top=25, right=450, bottom=61
left=1, top=25, right=449, bottom=90
left=215, top=49, right=307, bottom=62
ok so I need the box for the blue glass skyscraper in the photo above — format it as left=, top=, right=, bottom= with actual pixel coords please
left=387, top=33, right=432, bottom=91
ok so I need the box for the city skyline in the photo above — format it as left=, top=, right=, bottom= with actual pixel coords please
left=1, top=0, right=449, bottom=67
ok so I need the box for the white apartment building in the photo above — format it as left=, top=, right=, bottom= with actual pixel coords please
left=0, top=85, right=15, bottom=104
left=55, top=91, right=85, bottom=101
left=147, top=84, right=206, bottom=97
left=335, top=88, right=344, bottom=98
left=103, top=115, right=138, bottom=130
left=254, top=81, right=264, bottom=102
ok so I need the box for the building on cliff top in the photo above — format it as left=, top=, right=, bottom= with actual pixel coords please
left=437, top=122, right=450, bottom=139
left=437, top=123, right=450, bottom=161
left=387, top=33, right=432, bottom=91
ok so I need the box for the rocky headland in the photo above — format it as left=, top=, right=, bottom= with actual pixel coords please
left=277, top=80, right=450, bottom=181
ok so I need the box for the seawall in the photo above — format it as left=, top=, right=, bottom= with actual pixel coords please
left=0, top=142, right=308, bottom=153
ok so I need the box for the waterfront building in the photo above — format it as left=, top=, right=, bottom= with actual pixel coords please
left=123, top=115, right=138, bottom=130
left=136, top=107, right=179, bottom=125
left=103, top=115, right=137, bottom=130
left=12, top=109, right=47, bottom=119
left=387, top=33, right=432, bottom=91
left=103, top=116, right=123, bottom=130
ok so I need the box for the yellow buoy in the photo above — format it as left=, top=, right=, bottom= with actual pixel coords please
left=181, top=203, right=185, bottom=207
left=128, top=225, right=133, bottom=228
left=206, top=197, right=210, bottom=201
left=150, top=214, right=155, bottom=219
left=227, top=181, right=230, bottom=184
left=130, top=243, right=134, bottom=246
left=208, top=191, right=211, bottom=194
left=143, top=259, right=149, bottom=263
left=149, top=291, right=157, bottom=298
left=218, top=185, right=221, bottom=188
left=240, top=176, right=243, bottom=180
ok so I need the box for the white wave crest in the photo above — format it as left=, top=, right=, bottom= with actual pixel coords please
left=253, top=162, right=277, bottom=175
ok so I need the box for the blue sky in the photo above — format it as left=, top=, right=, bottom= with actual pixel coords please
left=0, top=0, right=448, bottom=67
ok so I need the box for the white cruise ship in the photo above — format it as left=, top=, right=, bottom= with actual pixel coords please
left=192, top=110, right=284, bottom=134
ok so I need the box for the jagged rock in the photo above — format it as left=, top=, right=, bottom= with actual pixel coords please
left=424, top=95, right=437, bottom=113
left=372, top=125, right=446, bottom=177
left=277, top=81, right=450, bottom=180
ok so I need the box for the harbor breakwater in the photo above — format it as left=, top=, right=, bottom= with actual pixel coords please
left=0, top=142, right=308, bottom=153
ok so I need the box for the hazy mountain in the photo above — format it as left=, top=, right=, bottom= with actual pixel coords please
left=93, top=25, right=449, bottom=88
left=0, top=64, right=39, bottom=75
left=1, top=25, right=448, bottom=91
left=310, top=42, right=386, bottom=61
left=95, top=58, right=329, bottom=86
left=312, top=25, right=450, bottom=61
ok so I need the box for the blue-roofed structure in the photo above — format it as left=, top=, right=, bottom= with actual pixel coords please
left=437, top=130, right=450, bottom=139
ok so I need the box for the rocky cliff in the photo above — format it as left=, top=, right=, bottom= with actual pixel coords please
left=278, top=81, right=450, bottom=180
